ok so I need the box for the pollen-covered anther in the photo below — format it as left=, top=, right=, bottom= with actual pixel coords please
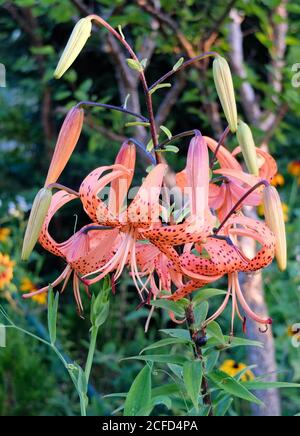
left=213, top=56, right=238, bottom=133
left=262, top=185, right=287, bottom=271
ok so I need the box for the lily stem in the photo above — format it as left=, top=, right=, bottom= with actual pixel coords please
left=209, top=126, right=231, bottom=169
left=185, top=303, right=214, bottom=416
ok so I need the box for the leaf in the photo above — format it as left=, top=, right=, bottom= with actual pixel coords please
left=125, top=121, right=150, bottom=127
left=160, top=125, right=172, bottom=139
left=206, top=322, right=225, bottom=346
left=140, top=58, right=148, bottom=69
left=118, top=25, right=125, bottom=40
left=126, top=59, right=143, bottom=72
left=205, top=351, right=220, bottom=373
left=47, top=288, right=59, bottom=345
left=152, top=383, right=181, bottom=397
left=140, top=338, right=192, bottom=354
left=124, top=364, right=152, bottom=416
left=158, top=145, right=180, bottom=154
left=194, top=301, right=209, bottom=326
left=183, top=360, right=203, bottom=411
left=173, top=57, right=184, bottom=71
left=193, top=288, right=227, bottom=306
left=160, top=328, right=191, bottom=341
left=146, top=139, right=154, bottom=152
left=208, top=370, right=263, bottom=406
left=149, top=83, right=172, bottom=95
left=214, top=394, right=233, bottom=416
left=205, top=335, right=263, bottom=351
left=243, top=381, right=300, bottom=390
left=122, top=354, right=188, bottom=365
left=150, top=299, right=187, bottom=317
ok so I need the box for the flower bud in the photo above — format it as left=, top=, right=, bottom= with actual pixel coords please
left=45, top=107, right=84, bottom=186
left=213, top=56, right=238, bottom=133
left=236, top=121, right=259, bottom=176
left=21, top=188, right=52, bottom=261
left=262, top=185, right=287, bottom=271
left=90, top=276, right=111, bottom=328
left=109, top=142, right=136, bottom=215
left=54, top=17, right=93, bottom=79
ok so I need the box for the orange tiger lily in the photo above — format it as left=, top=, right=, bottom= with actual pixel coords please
left=23, top=190, right=121, bottom=313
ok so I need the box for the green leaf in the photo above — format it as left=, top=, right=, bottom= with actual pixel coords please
left=125, top=121, right=150, bottom=127
left=243, top=381, right=300, bottom=390
left=183, top=360, right=203, bottom=411
left=194, top=302, right=209, bottom=326
left=193, top=288, right=227, bottom=306
left=205, top=351, right=220, bottom=373
left=173, top=57, right=184, bottom=71
left=206, top=322, right=225, bottom=346
left=149, top=83, right=172, bottom=95
left=122, top=354, right=188, bottom=365
left=214, top=394, right=233, bottom=416
left=152, top=383, right=181, bottom=397
left=124, top=364, right=152, bottom=416
left=140, top=338, right=192, bottom=354
left=146, top=139, right=154, bottom=152
left=90, top=277, right=111, bottom=328
left=158, top=145, right=179, bottom=154
left=47, top=288, right=59, bottom=345
left=118, top=25, right=125, bottom=40
left=208, top=370, right=263, bottom=406
left=160, top=125, right=172, bottom=139
left=126, top=59, right=143, bottom=72
left=150, top=299, right=187, bottom=317
left=160, top=328, right=191, bottom=341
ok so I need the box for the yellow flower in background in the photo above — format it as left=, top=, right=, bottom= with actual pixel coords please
left=257, top=202, right=289, bottom=223
left=0, top=228, right=11, bottom=243
left=0, top=253, right=15, bottom=290
left=271, top=173, right=285, bottom=187
left=20, top=277, right=47, bottom=305
left=287, top=326, right=300, bottom=342
left=219, top=359, right=255, bottom=382
left=288, top=161, right=300, bottom=177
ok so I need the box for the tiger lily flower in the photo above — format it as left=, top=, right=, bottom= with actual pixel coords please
left=168, top=215, right=275, bottom=302
left=205, top=136, right=277, bottom=221
left=79, top=142, right=169, bottom=296
left=144, top=134, right=217, bottom=270
left=23, top=189, right=121, bottom=314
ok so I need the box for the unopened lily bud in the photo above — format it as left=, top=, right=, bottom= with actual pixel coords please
left=237, top=121, right=259, bottom=176
left=54, top=17, right=93, bottom=79
left=21, top=188, right=52, bottom=261
left=186, top=134, right=209, bottom=219
left=262, top=185, right=287, bottom=271
left=45, top=107, right=84, bottom=186
left=213, top=56, right=238, bottom=133
left=109, top=141, right=136, bottom=216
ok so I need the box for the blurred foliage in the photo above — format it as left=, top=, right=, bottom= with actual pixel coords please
left=0, top=0, right=300, bottom=416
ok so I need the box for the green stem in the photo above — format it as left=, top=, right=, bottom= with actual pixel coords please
left=85, top=326, right=99, bottom=382
left=185, top=303, right=214, bottom=416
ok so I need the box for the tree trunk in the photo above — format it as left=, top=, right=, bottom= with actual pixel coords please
left=241, top=209, right=281, bottom=416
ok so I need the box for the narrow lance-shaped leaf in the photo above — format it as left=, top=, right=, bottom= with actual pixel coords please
left=124, top=364, right=152, bottom=416
left=183, top=360, right=203, bottom=411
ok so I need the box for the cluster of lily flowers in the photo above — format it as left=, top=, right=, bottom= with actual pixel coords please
left=21, top=15, right=287, bottom=335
